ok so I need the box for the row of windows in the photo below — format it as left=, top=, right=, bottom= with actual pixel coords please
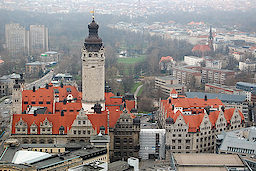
left=34, top=148, right=61, bottom=153
left=115, top=138, right=133, bottom=144
left=24, top=101, right=51, bottom=104
left=73, top=130, right=91, bottom=135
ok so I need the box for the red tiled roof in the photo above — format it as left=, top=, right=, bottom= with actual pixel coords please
left=192, top=44, right=211, bottom=52
left=171, top=89, right=177, bottom=94
left=12, top=113, right=77, bottom=134
left=159, top=56, right=174, bottom=63
left=183, top=113, right=205, bottom=132
left=13, top=85, right=136, bottom=135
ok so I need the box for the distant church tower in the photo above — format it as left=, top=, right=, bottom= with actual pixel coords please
left=81, top=17, right=105, bottom=112
left=208, top=26, right=214, bottom=51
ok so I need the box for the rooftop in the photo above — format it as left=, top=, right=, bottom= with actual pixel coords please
left=186, top=92, right=247, bottom=103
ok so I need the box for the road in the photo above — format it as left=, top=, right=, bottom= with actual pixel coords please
left=0, top=96, right=12, bottom=150
left=24, top=70, right=54, bottom=90
left=134, top=84, right=143, bottom=109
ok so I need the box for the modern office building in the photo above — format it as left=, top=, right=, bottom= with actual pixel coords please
left=139, top=129, right=166, bottom=160
left=155, top=76, right=186, bottom=97
left=236, top=82, right=256, bottom=102
left=216, top=127, right=256, bottom=158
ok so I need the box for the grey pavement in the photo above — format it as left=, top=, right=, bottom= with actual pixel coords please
left=25, top=70, right=54, bottom=90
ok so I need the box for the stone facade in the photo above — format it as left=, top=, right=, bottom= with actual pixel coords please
left=158, top=95, right=245, bottom=155
left=109, top=110, right=140, bottom=162
left=81, top=19, right=105, bottom=111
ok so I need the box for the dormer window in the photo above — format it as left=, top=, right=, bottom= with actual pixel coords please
left=89, top=53, right=92, bottom=57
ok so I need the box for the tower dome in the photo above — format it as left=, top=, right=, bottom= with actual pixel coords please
left=84, top=19, right=102, bottom=52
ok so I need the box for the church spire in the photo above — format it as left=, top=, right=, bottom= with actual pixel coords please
left=208, top=25, right=214, bottom=51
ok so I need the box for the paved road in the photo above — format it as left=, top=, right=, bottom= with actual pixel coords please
left=0, top=97, right=12, bottom=148
left=25, top=70, right=54, bottom=90
left=134, top=84, right=143, bottom=109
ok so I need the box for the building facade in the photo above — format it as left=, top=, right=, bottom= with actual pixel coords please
left=109, top=110, right=140, bottom=162
left=29, top=25, right=48, bottom=54
left=155, top=76, right=186, bottom=97
left=172, top=66, right=202, bottom=87
left=5, top=23, right=29, bottom=57
left=201, top=67, right=235, bottom=85
left=158, top=92, right=245, bottom=155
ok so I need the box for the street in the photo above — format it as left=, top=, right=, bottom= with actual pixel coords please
left=25, top=70, right=54, bottom=90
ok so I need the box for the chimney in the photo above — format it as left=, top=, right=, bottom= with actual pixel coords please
left=61, top=110, right=64, bottom=116
left=46, top=83, right=49, bottom=89
left=33, top=86, right=36, bottom=92
left=204, top=95, right=207, bottom=101
left=63, top=99, right=67, bottom=105
left=91, top=103, right=102, bottom=114
left=169, top=99, right=172, bottom=104
left=117, top=92, right=120, bottom=96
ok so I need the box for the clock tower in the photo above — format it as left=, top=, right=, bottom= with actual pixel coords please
left=81, top=18, right=105, bottom=112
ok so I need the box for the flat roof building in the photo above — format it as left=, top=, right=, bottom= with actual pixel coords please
left=170, top=153, right=249, bottom=171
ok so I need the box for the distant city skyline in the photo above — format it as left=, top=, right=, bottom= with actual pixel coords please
left=0, top=0, right=255, bottom=15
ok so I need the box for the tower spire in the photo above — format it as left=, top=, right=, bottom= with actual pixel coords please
left=208, top=25, right=214, bottom=51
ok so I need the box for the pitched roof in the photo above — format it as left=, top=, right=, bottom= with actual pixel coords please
left=13, top=85, right=136, bottom=135
left=159, top=56, right=174, bottom=63
left=192, top=44, right=211, bottom=52
left=12, top=113, right=77, bottom=134
left=171, top=89, right=178, bottom=94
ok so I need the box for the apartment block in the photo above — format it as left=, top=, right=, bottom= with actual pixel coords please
left=172, top=66, right=202, bottom=87
left=29, top=25, right=49, bottom=54
left=5, top=23, right=29, bottom=57
left=201, top=67, right=235, bottom=85
left=155, top=76, right=186, bottom=97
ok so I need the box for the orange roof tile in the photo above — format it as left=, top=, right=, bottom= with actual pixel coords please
left=159, top=56, right=174, bottom=63
left=192, top=44, right=211, bottom=52
left=171, top=89, right=177, bottom=94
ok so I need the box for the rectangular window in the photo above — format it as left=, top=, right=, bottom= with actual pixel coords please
left=32, top=101, right=36, bottom=104
left=78, top=121, right=81, bottom=125
left=83, top=121, right=86, bottom=124
left=78, top=130, right=81, bottom=134
left=46, top=101, right=51, bottom=104
left=74, top=130, right=77, bottom=134
left=39, top=101, right=43, bottom=104
left=88, top=130, right=90, bottom=134
left=24, top=101, right=28, bottom=104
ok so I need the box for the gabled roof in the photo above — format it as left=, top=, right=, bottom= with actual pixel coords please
left=171, top=89, right=178, bottom=94
left=13, top=84, right=136, bottom=135
left=12, top=113, right=77, bottom=134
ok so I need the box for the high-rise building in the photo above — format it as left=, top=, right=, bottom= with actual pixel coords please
left=29, top=25, right=48, bottom=54
left=81, top=18, right=105, bottom=112
left=5, top=23, right=29, bottom=57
